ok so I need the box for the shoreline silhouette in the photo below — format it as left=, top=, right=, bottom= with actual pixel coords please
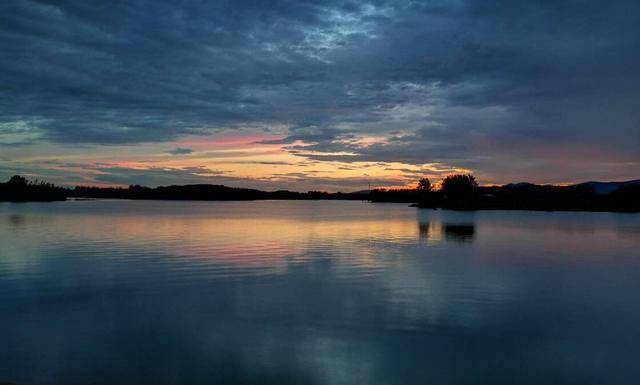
left=1, top=174, right=639, bottom=212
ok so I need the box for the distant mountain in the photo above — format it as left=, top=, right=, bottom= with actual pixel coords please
left=503, top=182, right=538, bottom=189
left=574, top=179, right=640, bottom=195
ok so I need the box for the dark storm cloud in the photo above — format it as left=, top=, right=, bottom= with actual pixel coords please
left=1, top=0, right=639, bottom=181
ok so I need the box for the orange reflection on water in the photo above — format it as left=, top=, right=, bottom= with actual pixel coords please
left=53, top=207, right=429, bottom=272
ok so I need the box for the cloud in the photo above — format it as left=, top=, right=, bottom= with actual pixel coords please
left=87, top=165, right=402, bottom=192
left=167, top=147, right=194, bottom=155
left=1, top=0, right=639, bottom=184
left=91, top=166, right=225, bottom=186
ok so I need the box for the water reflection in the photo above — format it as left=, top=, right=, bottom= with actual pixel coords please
left=417, top=210, right=476, bottom=245
left=417, top=220, right=441, bottom=244
left=0, top=201, right=640, bottom=385
left=8, top=214, right=24, bottom=226
left=418, top=220, right=476, bottom=244
left=443, top=223, right=475, bottom=243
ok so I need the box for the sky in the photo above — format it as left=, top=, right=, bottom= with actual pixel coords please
left=1, top=0, right=639, bottom=191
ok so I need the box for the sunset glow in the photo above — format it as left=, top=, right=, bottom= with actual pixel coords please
left=1, top=1, right=639, bottom=190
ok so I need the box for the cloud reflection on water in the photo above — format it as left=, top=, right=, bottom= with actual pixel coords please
left=1, top=201, right=640, bottom=385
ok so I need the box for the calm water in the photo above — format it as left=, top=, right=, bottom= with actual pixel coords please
left=1, top=200, right=640, bottom=385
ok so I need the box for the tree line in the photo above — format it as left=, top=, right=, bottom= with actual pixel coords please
left=0, top=175, right=67, bottom=202
left=1, top=174, right=639, bottom=212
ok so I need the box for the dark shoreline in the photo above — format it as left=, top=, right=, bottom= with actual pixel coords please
left=1, top=176, right=639, bottom=213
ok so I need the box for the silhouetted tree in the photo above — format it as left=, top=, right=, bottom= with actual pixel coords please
left=8, top=175, right=28, bottom=186
left=441, top=174, right=478, bottom=208
left=416, top=177, right=433, bottom=205
left=1, top=175, right=67, bottom=201
left=417, top=178, right=431, bottom=193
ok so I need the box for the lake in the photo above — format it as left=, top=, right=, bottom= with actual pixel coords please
left=1, top=200, right=640, bottom=385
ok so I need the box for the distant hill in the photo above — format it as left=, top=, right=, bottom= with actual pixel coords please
left=574, top=179, right=640, bottom=194
left=503, top=182, right=537, bottom=189
left=70, top=184, right=367, bottom=201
